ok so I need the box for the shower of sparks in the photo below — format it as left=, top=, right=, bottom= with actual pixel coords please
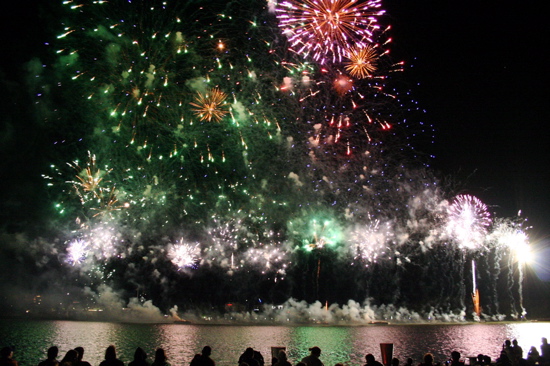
left=190, top=88, right=229, bottom=122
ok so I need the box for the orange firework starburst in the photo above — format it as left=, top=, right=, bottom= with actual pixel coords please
left=344, top=46, right=378, bottom=79
left=190, top=88, right=228, bottom=122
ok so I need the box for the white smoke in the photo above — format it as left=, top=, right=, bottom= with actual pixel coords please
left=288, top=172, right=303, bottom=187
left=82, top=284, right=173, bottom=323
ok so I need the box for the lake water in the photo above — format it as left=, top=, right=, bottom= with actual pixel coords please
left=1, top=320, right=548, bottom=366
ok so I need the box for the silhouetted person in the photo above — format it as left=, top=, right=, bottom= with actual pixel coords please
left=419, top=353, right=435, bottom=366
left=38, top=347, right=59, bottom=366
left=405, top=358, right=413, bottom=366
left=503, top=340, right=514, bottom=362
left=239, top=349, right=259, bottom=366
left=450, top=351, right=464, bottom=366
left=0, top=347, right=18, bottom=366
left=510, top=340, right=524, bottom=366
left=273, top=351, right=291, bottom=366
left=99, top=346, right=124, bottom=366
left=472, top=354, right=484, bottom=366
left=512, top=340, right=523, bottom=360
left=301, top=347, right=323, bottom=366
left=365, top=354, right=383, bottom=366
left=541, top=338, right=550, bottom=361
left=190, top=347, right=215, bottom=366
left=129, top=348, right=149, bottom=366
left=74, top=347, right=91, bottom=366
left=392, top=358, right=400, bottom=366
left=497, top=350, right=511, bottom=366
left=59, top=350, right=78, bottom=366
left=151, top=349, right=170, bottom=366
left=527, top=347, right=539, bottom=365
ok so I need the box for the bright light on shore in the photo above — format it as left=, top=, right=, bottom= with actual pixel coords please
left=509, top=231, right=532, bottom=264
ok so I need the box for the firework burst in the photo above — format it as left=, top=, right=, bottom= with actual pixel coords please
left=190, top=88, right=229, bottom=122
left=347, top=219, right=393, bottom=264
left=344, top=45, right=378, bottom=78
left=67, top=239, right=88, bottom=266
left=168, top=240, right=200, bottom=270
left=275, top=0, right=385, bottom=63
left=67, top=152, right=112, bottom=202
left=447, top=194, right=492, bottom=250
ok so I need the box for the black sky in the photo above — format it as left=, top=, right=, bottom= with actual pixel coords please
left=1, top=2, right=549, bottom=250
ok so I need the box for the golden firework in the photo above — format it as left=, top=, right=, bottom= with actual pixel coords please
left=69, top=152, right=112, bottom=201
left=190, top=88, right=229, bottom=122
left=344, top=46, right=378, bottom=79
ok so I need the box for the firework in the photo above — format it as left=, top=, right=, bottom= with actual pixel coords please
left=344, top=45, right=378, bottom=78
left=347, top=219, right=393, bottom=264
left=190, top=88, right=229, bottom=122
left=287, top=215, right=343, bottom=251
left=446, top=194, right=492, bottom=249
left=168, top=241, right=200, bottom=270
left=67, top=239, right=88, bottom=266
left=25, top=0, right=532, bottom=319
left=67, top=152, right=112, bottom=203
left=275, top=0, right=385, bottom=63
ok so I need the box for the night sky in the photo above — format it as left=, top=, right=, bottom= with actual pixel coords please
left=0, top=0, right=548, bottom=313
left=386, top=1, right=549, bottom=243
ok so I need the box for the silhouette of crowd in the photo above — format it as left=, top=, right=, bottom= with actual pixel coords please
left=1, top=337, right=550, bottom=366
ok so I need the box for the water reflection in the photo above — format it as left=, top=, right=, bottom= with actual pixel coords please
left=1, top=321, right=548, bottom=366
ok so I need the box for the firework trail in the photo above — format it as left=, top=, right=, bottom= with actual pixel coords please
left=445, top=194, right=491, bottom=310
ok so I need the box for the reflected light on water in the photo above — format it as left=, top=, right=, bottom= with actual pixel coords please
left=1, top=321, right=549, bottom=366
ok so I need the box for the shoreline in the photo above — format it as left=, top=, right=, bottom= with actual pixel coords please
left=2, top=315, right=548, bottom=326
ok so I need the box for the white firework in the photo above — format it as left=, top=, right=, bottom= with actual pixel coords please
left=446, top=194, right=491, bottom=250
